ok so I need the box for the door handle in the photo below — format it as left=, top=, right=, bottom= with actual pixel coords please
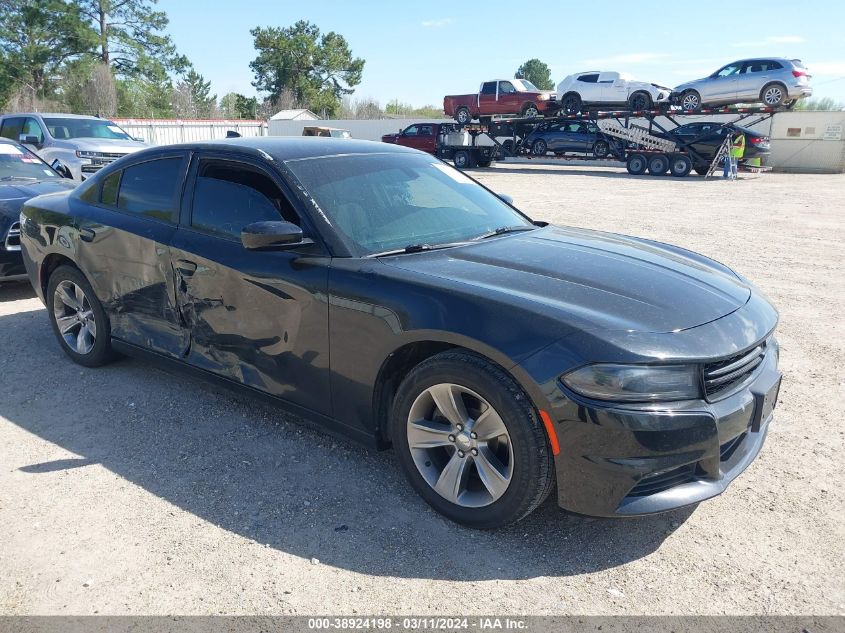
left=79, top=227, right=96, bottom=242
left=175, top=259, right=198, bottom=277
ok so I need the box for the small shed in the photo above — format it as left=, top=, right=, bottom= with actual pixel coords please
left=269, top=109, right=320, bottom=121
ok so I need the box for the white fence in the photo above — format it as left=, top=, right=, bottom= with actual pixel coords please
left=268, top=118, right=450, bottom=141
left=113, top=119, right=267, bottom=146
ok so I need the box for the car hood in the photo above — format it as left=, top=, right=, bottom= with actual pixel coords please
left=382, top=226, right=751, bottom=334
left=674, top=76, right=710, bottom=91
left=0, top=179, right=76, bottom=217
left=68, top=137, right=148, bottom=152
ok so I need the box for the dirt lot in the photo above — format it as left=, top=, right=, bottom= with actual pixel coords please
left=1, top=166, right=843, bottom=616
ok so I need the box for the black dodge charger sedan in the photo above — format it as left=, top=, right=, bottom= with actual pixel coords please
left=19, top=138, right=781, bottom=528
left=0, top=138, right=75, bottom=282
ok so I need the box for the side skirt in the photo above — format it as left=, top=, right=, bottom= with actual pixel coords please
left=111, top=338, right=383, bottom=450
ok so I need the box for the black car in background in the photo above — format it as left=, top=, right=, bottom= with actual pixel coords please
left=19, top=138, right=781, bottom=528
left=658, top=123, right=771, bottom=174
left=0, top=138, right=75, bottom=282
left=522, top=119, right=622, bottom=158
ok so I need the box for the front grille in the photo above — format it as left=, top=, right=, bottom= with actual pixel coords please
left=81, top=152, right=127, bottom=173
left=628, top=464, right=697, bottom=497
left=703, top=342, right=767, bottom=398
left=4, top=221, right=20, bottom=251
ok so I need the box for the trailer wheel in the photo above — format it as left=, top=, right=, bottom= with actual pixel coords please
left=760, top=83, right=787, bottom=107
left=679, top=90, right=701, bottom=111
left=477, top=159, right=492, bottom=168
left=453, top=150, right=472, bottom=169
left=669, top=154, right=693, bottom=177
left=531, top=139, right=547, bottom=156
left=455, top=108, right=472, bottom=125
left=694, top=164, right=709, bottom=176
left=502, top=139, right=515, bottom=156
left=648, top=154, right=670, bottom=176
left=626, top=153, right=647, bottom=175
left=592, top=140, right=610, bottom=159
left=628, top=92, right=652, bottom=111
left=560, top=93, right=581, bottom=115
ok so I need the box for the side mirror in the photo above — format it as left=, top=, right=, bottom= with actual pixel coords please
left=51, top=159, right=74, bottom=179
left=497, top=193, right=514, bottom=205
left=19, top=134, right=40, bottom=147
left=241, top=221, right=308, bottom=250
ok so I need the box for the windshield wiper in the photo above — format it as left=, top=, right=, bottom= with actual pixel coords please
left=0, top=176, right=39, bottom=181
left=474, top=225, right=536, bottom=240
left=369, top=241, right=468, bottom=258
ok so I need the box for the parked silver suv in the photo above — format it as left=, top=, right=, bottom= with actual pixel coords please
left=0, top=113, right=148, bottom=181
left=672, top=58, right=812, bottom=110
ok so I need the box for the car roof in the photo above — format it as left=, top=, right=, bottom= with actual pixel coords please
left=117, top=136, right=420, bottom=163
left=0, top=112, right=107, bottom=120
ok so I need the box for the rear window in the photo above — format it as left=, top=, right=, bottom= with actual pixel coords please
left=480, top=82, right=496, bottom=95
left=116, top=157, right=184, bottom=222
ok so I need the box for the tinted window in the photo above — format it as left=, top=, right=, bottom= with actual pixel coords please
left=101, top=171, right=121, bottom=206
left=191, top=158, right=296, bottom=239
left=22, top=118, right=45, bottom=143
left=480, top=82, right=496, bottom=95
left=403, top=126, right=419, bottom=136
left=499, top=81, right=516, bottom=94
left=117, top=158, right=183, bottom=222
left=742, top=60, right=783, bottom=73
left=0, top=117, right=25, bottom=141
left=419, top=125, right=433, bottom=135
left=577, top=74, right=599, bottom=83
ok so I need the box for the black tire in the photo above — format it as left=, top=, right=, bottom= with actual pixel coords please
left=760, top=82, right=788, bottom=107
left=455, top=107, right=472, bottom=125
left=453, top=150, right=471, bottom=169
left=628, top=92, right=652, bottom=111
left=560, top=92, right=581, bottom=115
left=679, top=90, right=701, bottom=111
left=669, top=154, right=693, bottom=177
left=626, top=153, right=647, bottom=175
left=501, top=139, right=515, bottom=156
left=531, top=139, right=547, bottom=156
left=522, top=103, right=540, bottom=118
left=647, top=153, right=670, bottom=176
left=476, top=159, right=492, bottom=168
left=46, top=264, right=116, bottom=368
left=592, top=139, right=611, bottom=159
left=390, top=350, right=555, bottom=529
left=479, top=116, right=492, bottom=125
left=693, top=164, right=710, bottom=176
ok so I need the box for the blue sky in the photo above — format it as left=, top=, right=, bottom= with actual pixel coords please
left=162, top=0, right=845, bottom=106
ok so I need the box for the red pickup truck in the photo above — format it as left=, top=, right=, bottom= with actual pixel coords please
left=381, top=123, right=446, bottom=154
left=444, top=79, right=555, bottom=124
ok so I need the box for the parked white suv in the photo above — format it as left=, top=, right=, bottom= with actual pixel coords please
left=556, top=71, right=671, bottom=114
left=0, top=113, right=148, bottom=181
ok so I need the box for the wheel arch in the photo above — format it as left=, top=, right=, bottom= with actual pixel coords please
left=40, top=253, right=79, bottom=298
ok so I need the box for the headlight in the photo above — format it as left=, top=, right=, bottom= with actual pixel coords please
left=76, top=150, right=103, bottom=158
left=561, top=364, right=700, bottom=402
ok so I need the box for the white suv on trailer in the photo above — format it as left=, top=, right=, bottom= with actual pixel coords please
left=556, top=71, right=671, bottom=114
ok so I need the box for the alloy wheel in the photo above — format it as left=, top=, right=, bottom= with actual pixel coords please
left=53, top=280, right=97, bottom=355
left=681, top=92, right=700, bottom=110
left=406, top=383, right=514, bottom=508
left=763, top=86, right=784, bottom=106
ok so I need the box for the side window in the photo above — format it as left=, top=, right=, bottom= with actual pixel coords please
left=715, top=64, right=741, bottom=78
left=22, top=118, right=45, bottom=143
left=403, top=126, right=419, bottom=136
left=117, top=157, right=184, bottom=222
left=499, top=81, right=516, bottom=94
left=101, top=170, right=121, bottom=206
left=480, top=82, right=497, bottom=95
left=419, top=125, right=433, bottom=136
left=190, top=158, right=298, bottom=239
left=0, top=117, right=25, bottom=141
left=577, top=74, right=599, bottom=83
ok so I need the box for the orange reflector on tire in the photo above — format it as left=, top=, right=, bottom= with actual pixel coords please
left=539, top=410, right=560, bottom=455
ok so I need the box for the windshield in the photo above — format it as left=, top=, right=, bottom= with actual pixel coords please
left=515, top=79, right=539, bottom=91
left=0, top=142, right=58, bottom=181
left=43, top=117, right=132, bottom=140
left=285, top=152, right=532, bottom=256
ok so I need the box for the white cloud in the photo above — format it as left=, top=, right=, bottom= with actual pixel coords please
left=421, top=18, right=452, bottom=28
left=582, top=52, right=669, bottom=66
left=733, top=35, right=805, bottom=47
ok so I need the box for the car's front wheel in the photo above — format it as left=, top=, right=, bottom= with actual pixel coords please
left=391, top=351, right=555, bottom=529
left=531, top=139, right=548, bottom=156
left=46, top=265, right=115, bottom=367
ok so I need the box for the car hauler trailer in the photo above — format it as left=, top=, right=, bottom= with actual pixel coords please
left=445, top=106, right=784, bottom=177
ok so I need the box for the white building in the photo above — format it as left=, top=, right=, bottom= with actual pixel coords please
left=269, top=109, right=320, bottom=121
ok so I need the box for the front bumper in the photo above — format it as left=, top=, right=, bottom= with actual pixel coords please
left=0, top=247, right=25, bottom=280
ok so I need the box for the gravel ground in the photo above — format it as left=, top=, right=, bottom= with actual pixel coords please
left=0, top=166, right=843, bottom=616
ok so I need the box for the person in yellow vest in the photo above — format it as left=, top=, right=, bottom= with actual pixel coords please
left=723, top=130, right=746, bottom=179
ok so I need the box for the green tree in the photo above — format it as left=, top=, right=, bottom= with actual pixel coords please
left=794, top=97, right=845, bottom=111
left=173, top=69, right=215, bottom=118
left=249, top=20, right=364, bottom=117
left=0, top=0, right=96, bottom=99
left=515, top=58, right=554, bottom=91
left=219, top=92, right=257, bottom=119
left=76, top=0, right=188, bottom=81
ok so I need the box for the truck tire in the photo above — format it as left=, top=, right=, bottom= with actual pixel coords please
left=560, top=93, right=581, bottom=115
left=522, top=103, right=540, bottom=118
left=760, top=82, right=787, bottom=107
left=453, top=150, right=472, bottom=169
left=628, top=92, right=652, bottom=111
left=669, top=154, right=693, bottom=177
left=648, top=154, right=670, bottom=176
left=501, top=139, right=515, bottom=156
left=455, top=107, right=472, bottom=125
left=626, top=153, right=647, bottom=175
left=476, top=159, right=492, bottom=168
left=694, top=163, right=710, bottom=175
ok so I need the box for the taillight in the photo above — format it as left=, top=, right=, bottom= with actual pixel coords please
left=750, top=137, right=768, bottom=145
left=792, top=70, right=806, bottom=77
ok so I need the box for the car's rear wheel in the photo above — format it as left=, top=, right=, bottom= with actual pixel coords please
left=628, top=92, right=652, bottom=111
left=626, top=153, right=648, bottom=175
left=761, top=83, right=787, bottom=107
left=669, top=154, right=693, bottom=177
left=455, top=107, right=472, bottom=125
left=648, top=153, right=670, bottom=176
left=391, top=351, right=555, bottom=529
left=46, top=265, right=115, bottom=367
left=531, top=139, right=548, bottom=156
left=592, top=139, right=611, bottom=158
left=679, top=90, right=701, bottom=111
left=522, top=103, right=540, bottom=118
left=560, top=93, right=581, bottom=115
